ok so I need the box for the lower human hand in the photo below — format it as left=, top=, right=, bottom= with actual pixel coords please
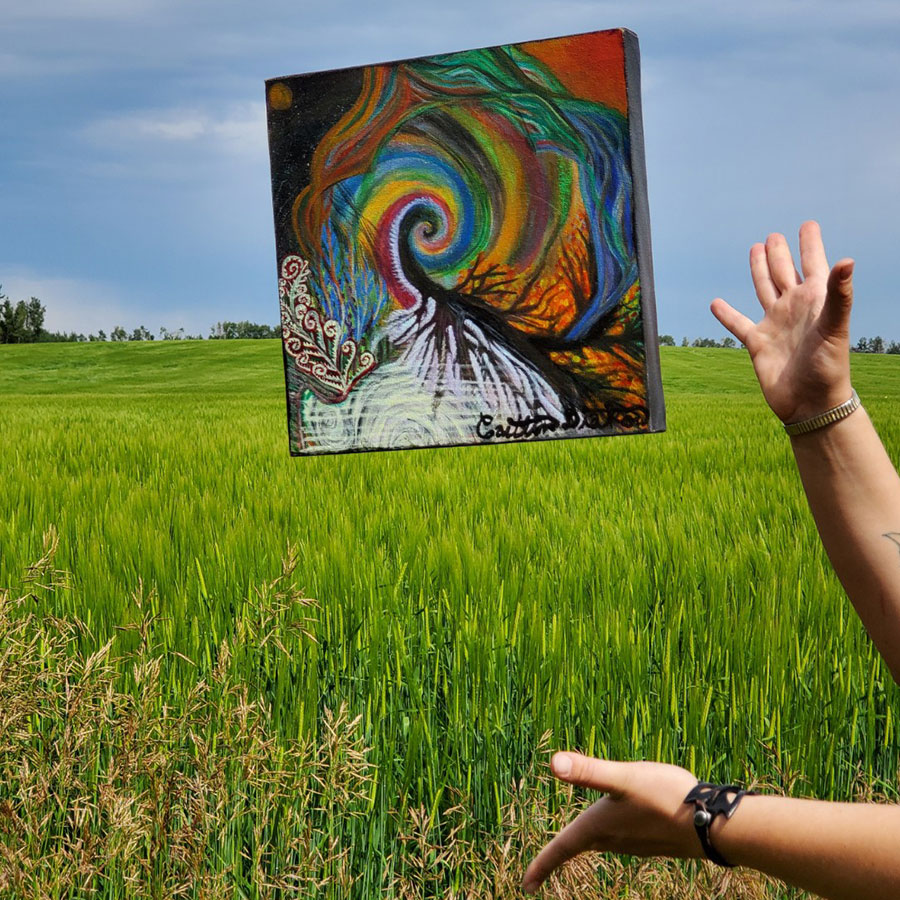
left=521, top=752, right=701, bottom=894
left=710, top=221, right=854, bottom=424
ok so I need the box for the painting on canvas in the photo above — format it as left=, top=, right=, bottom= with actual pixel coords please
left=266, top=28, right=664, bottom=455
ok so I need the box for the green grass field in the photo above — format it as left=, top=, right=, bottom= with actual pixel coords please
left=1, top=341, right=899, bottom=899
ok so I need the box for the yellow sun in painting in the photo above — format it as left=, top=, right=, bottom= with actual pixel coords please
left=268, top=82, right=293, bottom=111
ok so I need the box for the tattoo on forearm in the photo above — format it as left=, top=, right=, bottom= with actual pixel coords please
left=884, top=533, right=900, bottom=559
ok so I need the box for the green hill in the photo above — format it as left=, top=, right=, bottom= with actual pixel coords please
left=1, top=340, right=898, bottom=898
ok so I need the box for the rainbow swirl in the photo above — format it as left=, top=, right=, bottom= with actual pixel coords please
left=294, top=47, right=636, bottom=344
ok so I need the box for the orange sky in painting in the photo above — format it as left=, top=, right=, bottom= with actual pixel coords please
left=518, top=30, right=627, bottom=115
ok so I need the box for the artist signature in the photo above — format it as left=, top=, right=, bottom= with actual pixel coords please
left=475, top=408, right=609, bottom=441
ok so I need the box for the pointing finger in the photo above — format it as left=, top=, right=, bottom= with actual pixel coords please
left=522, top=800, right=609, bottom=894
left=710, top=298, right=754, bottom=347
left=521, top=818, right=584, bottom=893
left=522, top=756, right=618, bottom=894
left=551, top=752, right=632, bottom=797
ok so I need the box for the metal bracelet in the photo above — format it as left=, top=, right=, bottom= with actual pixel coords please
left=783, top=389, right=860, bottom=437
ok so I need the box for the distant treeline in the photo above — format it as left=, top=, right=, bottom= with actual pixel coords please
left=659, top=334, right=900, bottom=353
left=659, top=335, right=739, bottom=349
left=2, top=291, right=897, bottom=352
left=849, top=336, right=900, bottom=354
left=0, top=291, right=278, bottom=344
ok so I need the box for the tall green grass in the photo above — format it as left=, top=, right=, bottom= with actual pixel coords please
left=1, top=341, right=898, bottom=897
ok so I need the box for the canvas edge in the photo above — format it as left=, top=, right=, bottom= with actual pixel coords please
left=623, top=29, right=666, bottom=434
left=290, top=421, right=654, bottom=458
left=262, top=83, right=301, bottom=457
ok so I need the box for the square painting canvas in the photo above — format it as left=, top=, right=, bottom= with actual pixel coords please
left=266, top=28, right=664, bottom=455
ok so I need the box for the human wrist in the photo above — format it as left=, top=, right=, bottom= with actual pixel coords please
left=706, top=792, right=763, bottom=867
left=774, top=374, right=853, bottom=425
left=783, top=389, right=861, bottom=437
left=787, top=405, right=878, bottom=475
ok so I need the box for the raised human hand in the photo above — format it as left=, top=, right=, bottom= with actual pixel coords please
left=710, top=221, right=855, bottom=424
left=521, top=752, right=700, bottom=894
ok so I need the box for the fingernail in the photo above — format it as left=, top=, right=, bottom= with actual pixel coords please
left=552, top=752, right=572, bottom=777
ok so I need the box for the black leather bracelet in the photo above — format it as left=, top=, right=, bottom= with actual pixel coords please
left=683, top=782, right=754, bottom=868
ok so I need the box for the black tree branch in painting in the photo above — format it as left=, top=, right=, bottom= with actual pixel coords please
left=454, top=254, right=519, bottom=300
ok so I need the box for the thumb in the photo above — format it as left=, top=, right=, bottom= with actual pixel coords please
left=823, top=258, right=854, bottom=335
left=551, top=752, right=631, bottom=797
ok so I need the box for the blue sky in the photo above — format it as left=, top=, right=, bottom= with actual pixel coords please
left=2, top=0, right=899, bottom=342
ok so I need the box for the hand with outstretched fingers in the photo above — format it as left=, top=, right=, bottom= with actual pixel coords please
left=710, top=220, right=855, bottom=424
left=521, top=752, right=701, bottom=894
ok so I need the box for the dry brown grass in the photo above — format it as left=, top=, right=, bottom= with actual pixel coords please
left=0, top=531, right=815, bottom=899
left=382, top=735, right=811, bottom=900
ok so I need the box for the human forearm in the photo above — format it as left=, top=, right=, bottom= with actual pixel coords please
left=522, top=755, right=900, bottom=899
left=789, top=407, right=900, bottom=680
left=713, top=793, right=900, bottom=900
left=712, top=225, right=900, bottom=677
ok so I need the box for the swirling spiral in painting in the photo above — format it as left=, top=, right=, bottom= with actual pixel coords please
left=289, top=42, right=646, bottom=451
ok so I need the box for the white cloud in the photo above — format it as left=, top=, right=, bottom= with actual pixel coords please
left=81, top=102, right=267, bottom=158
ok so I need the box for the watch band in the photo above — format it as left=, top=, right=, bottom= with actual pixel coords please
left=684, top=782, right=754, bottom=868
left=783, top=390, right=860, bottom=436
